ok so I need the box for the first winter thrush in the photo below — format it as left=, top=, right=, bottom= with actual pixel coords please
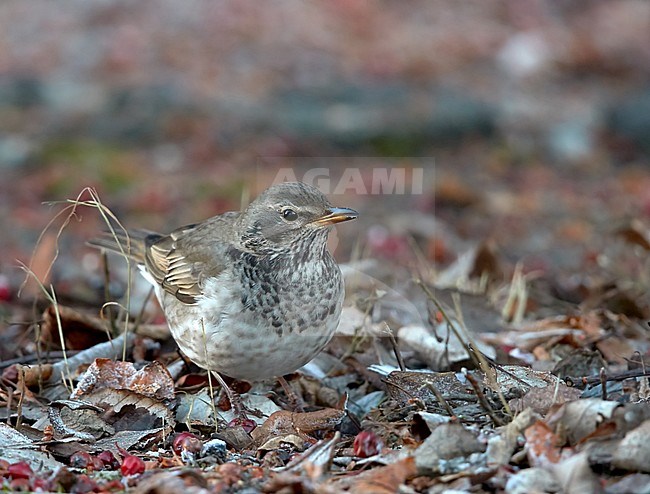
left=90, top=182, right=357, bottom=384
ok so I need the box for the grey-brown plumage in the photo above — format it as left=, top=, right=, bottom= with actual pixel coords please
left=89, top=182, right=357, bottom=381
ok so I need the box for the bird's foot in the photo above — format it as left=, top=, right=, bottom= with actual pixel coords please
left=211, top=371, right=248, bottom=419
left=278, top=375, right=305, bottom=412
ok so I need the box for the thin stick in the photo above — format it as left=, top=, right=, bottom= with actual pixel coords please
left=383, top=322, right=405, bottom=372
left=15, top=368, right=25, bottom=431
left=564, top=368, right=650, bottom=388
left=462, top=368, right=504, bottom=426
left=101, top=251, right=118, bottom=335
left=201, top=318, right=221, bottom=431
left=414, top=279, right=479, bottom=369
left=426, top=382, right=455, bottom=417
left=452, top=293, right=512, bottom=418
left=18, top=262, right=73, bottom=392
left=600, top=367, right=608, bottom=401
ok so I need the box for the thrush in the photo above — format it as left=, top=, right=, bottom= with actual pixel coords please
left=89, top=182, right=357, bottom=404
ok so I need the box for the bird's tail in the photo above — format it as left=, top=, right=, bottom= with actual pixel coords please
left=87, top=229, right=159, bottom=264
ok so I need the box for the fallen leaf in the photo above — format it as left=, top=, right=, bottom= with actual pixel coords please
left=547, top=398, right=620, bottom=445
left=252, top=408, right=346, bottom=448
left=348, top=457, right=417, bottom=494
left=524, top=420, right=563, bottom=467
left=612, top=419, right=650, bottom=472
left=72, top=359, right=175, bottom=402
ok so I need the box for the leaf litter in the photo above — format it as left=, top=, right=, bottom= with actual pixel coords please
left=2, top=176, right=650, bottom=494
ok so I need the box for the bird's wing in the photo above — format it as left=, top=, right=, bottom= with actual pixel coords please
left=144, top=213, right=239, bottom=305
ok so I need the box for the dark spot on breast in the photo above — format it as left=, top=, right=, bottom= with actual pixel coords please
left=271, top=316, right=284, bottom=336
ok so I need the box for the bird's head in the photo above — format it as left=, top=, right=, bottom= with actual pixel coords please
left=238, top=182, right=357, bottom=254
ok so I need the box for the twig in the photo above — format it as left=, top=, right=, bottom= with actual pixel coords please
left=101, top=251, right=118, bottom=335
left=462, top=368, right=505, bottom=426
left=15, top=368, right=25, bottom=431
left=201, top=318, right=220, bottom=432
left=383, top=322, right=405, bottom=372
left=564, top=368, right=650, bottom=389
left=0, top=351, right=80, bottom=370
left=18, top=263, right=73, bottom=393
left=24, top=332, right=136, bottom=386
left=454, top=292, right=513, bottom=418
left=426, top=382, right=455, bottom=417
left=501, top=262, right=527, bottom=324
left=414, top=279, right=479, bottom=369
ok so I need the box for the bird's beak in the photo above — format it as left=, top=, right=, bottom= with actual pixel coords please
left=313, top=207, right=358, bottom=226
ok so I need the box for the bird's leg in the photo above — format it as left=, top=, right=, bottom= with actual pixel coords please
left=212, top=371, right=247, bottom=419
left=277, top=375, right=305, bottom=412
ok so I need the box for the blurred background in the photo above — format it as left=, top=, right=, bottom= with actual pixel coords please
left=1, top=0, right=649, bottom=303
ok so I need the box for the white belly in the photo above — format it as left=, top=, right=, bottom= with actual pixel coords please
left=148, top=270, right=341, bottom=381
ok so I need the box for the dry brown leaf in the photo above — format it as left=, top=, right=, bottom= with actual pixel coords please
left=7, top=363, right=53, bottom=388
left=552, top=349, right=606, bottom=379
left=486, top=408, right=536, bottom=466
left=72, top=359, right=175, bottom=402
left=384, top=370, right=470, bottom=407
left=132, top=468, right=210, bottom=494
left=41, top=304, right=109, bottom=351
left=616, top=221, right=650, bottom=250
left=469, top=238, right=501, bottom=281
left=595, top=337, right=634, bottom=366
left=348, top=457, right=417, bottom=494
left=83, top=387, right=175, bottom=431
left=547, top=398, right=620, bottom=445
left=251, top=408, right=345, bottom=448
left=524, top=420, right=564, bottom=467
left=397, top=323, right=496, bottom=370
left=489, top=314, right=602, bottom=352
left=509, top=382, right=582, bottom=415
left=21, top=231, right=56, bottom=298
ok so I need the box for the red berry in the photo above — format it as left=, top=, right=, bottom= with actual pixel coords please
left=97, top=450, right=120, bottom=470
left=120, top=454, right=145, bottom=476
left=172, top=432, right=203, bottom=456
left=353, top=431, right=384, bottom=458
left=7, top=461, right=32, bottom=479
left=0, top=275, right=11, bottom=303
left=227, top=417, right=256, bottom=433
left=31, top=477, right=52, bottom=491
left=9, top=478, right=31, bottom=491
left=69, top=451, right=93, bottom=469
left=91, top=456, right=104, bottom=472
left=71, top=473, right=99, bottom=493
left=115, top=443, right=146, bottom=476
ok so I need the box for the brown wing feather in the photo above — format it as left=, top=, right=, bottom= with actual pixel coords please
left=143, top=214, right=238, bottom=305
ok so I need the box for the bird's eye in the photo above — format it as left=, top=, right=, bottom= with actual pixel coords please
left=282, top=208, right=298, bottom=221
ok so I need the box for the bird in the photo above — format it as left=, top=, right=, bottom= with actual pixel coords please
left=89, top=182, right=357, bottom=412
